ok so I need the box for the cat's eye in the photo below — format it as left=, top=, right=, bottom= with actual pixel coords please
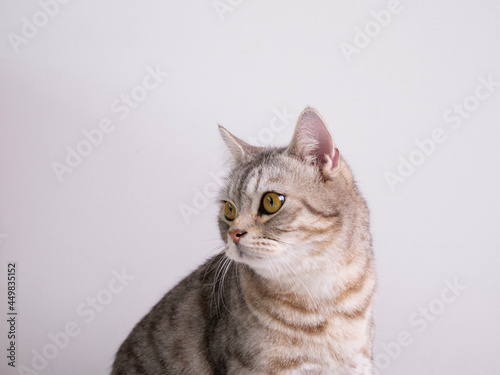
left=223, top=201, right=237, bottom=221
left=260, top=192, right=285, bottom=215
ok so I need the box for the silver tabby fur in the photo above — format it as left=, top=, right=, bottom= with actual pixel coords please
left=111, top=108, right=376, bottom=375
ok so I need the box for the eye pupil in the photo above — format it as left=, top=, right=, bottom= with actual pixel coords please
left=261, top=192, right=284, bottom=215
left=224, top=202, right=236, bottom=221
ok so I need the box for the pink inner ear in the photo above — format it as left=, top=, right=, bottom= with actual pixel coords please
left=314, top=127, right=334, bottom=166
left=298, top=109, right=336, bottom=169
left=330, top=148, right=340, bottom=170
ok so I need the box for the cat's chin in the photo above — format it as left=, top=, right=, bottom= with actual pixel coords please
left=225, top=244, right=269, bottom=270
left=227, top=244, right=257, bottom=261
left=226, top=252, right=292, bottom=285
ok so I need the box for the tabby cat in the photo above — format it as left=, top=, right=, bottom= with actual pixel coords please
left=111, top=108, right=376, bottom=375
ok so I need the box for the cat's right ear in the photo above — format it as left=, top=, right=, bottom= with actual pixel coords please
left=218, top=125, right=258, bottom=163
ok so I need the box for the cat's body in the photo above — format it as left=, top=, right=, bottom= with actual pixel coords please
left=112, top=108, right=375, bottom=375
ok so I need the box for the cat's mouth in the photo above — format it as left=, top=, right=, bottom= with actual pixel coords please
left=229, top=243, right=262, bottom=261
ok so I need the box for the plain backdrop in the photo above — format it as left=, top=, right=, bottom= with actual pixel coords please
left=1, top=1, right=499, bottom=374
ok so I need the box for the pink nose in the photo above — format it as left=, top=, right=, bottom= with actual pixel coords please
left=229, top=230, right=247, bottom=244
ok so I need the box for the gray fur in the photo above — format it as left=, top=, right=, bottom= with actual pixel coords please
left=112, top=108, right=375, bottom=375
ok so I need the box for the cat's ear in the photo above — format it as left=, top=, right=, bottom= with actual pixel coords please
left=288, top=108, right=340, bottom=173
left=218, top=125, right=259, bottom=163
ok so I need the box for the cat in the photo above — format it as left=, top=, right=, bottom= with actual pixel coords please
left=111, top=107, right=376, bottom=375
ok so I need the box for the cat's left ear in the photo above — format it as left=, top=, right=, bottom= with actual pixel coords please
left=287, top=108, right=340, bottom=175
left=218, top=125, right=259, bottom=163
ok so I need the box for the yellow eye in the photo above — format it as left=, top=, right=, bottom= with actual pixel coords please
left=261, top=192, right=285, bottom=215
left=224, top=201, right=237, bottom=221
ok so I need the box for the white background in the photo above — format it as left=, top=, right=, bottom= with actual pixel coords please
left=1, top=1, right=499, bottom=374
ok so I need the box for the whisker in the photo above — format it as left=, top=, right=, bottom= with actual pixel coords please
left=271, top=257, right=300, bottom=301
left=265, top=257, right=284, bottom=293
left=219, top=258, right=241, bottom=319
left=275, top=257, right=319, bottom=309
left=211, top=254, right=229, bottom=316
left=202, top=245, right=226, bottom=283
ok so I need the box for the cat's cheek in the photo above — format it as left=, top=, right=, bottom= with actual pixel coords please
left=218, top=219, right=230, bottom=242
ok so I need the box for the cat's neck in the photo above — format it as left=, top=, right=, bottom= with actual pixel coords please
left=238, top=249, right=371, bottom=314
left=239, top=263, right=339, bottom=313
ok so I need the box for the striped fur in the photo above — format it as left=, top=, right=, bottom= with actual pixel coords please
left=112, top=108, right=375, bottom=374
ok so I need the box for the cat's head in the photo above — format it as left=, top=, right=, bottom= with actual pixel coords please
left=218, top=108, right=368, bottom=280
